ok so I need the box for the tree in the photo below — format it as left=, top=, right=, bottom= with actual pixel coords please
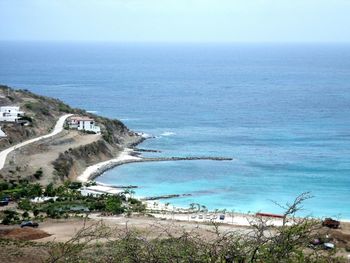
left=18, top=199, right=31, bottom=211
left=44, top=193, right=344, bottom=262
left=33, top=209, right=40, bottom=217
left=105, top=196, right=124, bottom=214
left=45, top=183, right=56, bottom=197
left=22, top=211, right=29, bottom=219
left=1, top=210, right=20, bottom=225
left=123, top=189, right=135, bottom=199
left=189, top=203, right=200, bottom=212
left=28, top=183, right=42, bottom=197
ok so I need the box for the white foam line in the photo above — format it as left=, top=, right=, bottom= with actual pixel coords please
left=77, top=148, right=141, bottom=182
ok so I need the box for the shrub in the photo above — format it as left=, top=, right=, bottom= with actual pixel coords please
left=0, top=181, right=9, bottom=191
left=52, top=153, right=74, bottom=178
left=18, top=116, right=33, bottom=123
left=22, top=211, right=29, bottom=219
left=68, top=182, right=82, bottom=190
left=58, top=102, right=74, bottom=113
left=45, top=206, right=62, bottom=219
left=18, top=199, right=32, bottom=211
left=105, top=196, right=124, bottom=214
left=33, top=209, right=40, bottom=217
left=33, top=168, right=43, bottom=180
left=45, top=193, right=344, bottom=263
left=1, top=210, right=20, bottom=225
left=45, top=183, right=56, bottom=197
left=28, top=183, right=43, bottom=197
left=7, top=96, right=14, bottom=101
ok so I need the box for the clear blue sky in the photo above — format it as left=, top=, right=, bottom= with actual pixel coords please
left=0, top=0, right=349, bottom=43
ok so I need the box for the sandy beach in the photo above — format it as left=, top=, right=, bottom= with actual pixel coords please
left=77, top=148, right=141, bottom=183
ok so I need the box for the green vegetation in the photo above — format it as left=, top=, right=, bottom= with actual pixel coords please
left=52, top=141, right=112, bottom=179
left=105, top=195, right=124, bottom=214
left=18, top=199, right=32, bottom=211
left=1, top=210, right=20, bottom=225
left=52, top=152, right=74, bottom=178
left=0, top=180, right=146, bottom=224
left=24, top=101, right=50, bottom=116
left=0, top=182, right=347, bottom=261
left=0, top=85, right=141, bottom=188
left=43, top=194, right=345, bottom=263
left=0, top=181, right=42, bottom=199
left=57, top=101, right=74, bottom=113
left=33, top=168, right=43, bottom=180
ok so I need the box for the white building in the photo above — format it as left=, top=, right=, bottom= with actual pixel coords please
left=0, top=106, right=25, bottom=122
left=0, top=127, right=6, bottom=137
left=67, top=116, right=101, bottom=134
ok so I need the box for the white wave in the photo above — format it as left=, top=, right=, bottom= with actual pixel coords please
left=160, top=131, right=176, bottom=137
left=86, top=110, right=98, bottom=114
left=136, top=132, right=153, bottom=139
left=120, top=118, right=140, bottom=121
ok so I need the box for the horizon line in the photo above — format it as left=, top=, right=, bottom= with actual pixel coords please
left=1, top=40, right=350, bottom=45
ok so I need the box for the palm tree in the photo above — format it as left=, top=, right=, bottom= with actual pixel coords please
left=122, top=189, right=135, bottom=199
left=189, top=203, right=196, bottom=211
left=190, top=203, right=200, bottom=212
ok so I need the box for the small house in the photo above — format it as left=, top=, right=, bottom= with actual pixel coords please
left=0, top=106, right=25, bottom=122
left=67, top=116, right=101, bottom=134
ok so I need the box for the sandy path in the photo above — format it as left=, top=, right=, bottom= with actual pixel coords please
left=36, top=215, right=251, bottom=243
left=0, top=114, right=73, bottom=170
left=25, top=131, right=101, bottom=184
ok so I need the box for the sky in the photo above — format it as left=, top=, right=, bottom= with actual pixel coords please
left=0, top=0, right=350, bottom=43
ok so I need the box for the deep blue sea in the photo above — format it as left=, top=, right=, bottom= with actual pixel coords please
left=1, top=42, right=349, bottom=218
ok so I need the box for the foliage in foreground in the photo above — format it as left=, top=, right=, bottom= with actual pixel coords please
left=45, top=193, right=345, bottom=263
left=0, top=180, right=145, bottom=224
left=45, top=221, right=343, bottom=263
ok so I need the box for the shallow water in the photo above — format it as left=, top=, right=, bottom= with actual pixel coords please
left=1, top=42, right=349, bottom=218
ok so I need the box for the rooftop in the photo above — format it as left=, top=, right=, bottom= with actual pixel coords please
left=70, top=116, right=94, bottom=122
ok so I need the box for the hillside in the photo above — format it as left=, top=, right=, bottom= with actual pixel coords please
left=0, top=85, right=142, bottom=184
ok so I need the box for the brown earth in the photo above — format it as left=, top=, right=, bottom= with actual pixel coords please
left=0, top=217, right=349, bottom=262
left=2, top=129, right=102, bottom=184
left=0, top=85, right=79, bottom=151
left=0, top=227, right=51, bottom=241
left=0, top=85, right=142, bottom=184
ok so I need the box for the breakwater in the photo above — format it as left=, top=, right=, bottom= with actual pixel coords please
left=141, top=193, right=192, bottom=201
left=88, top=154, right=233, bottom=181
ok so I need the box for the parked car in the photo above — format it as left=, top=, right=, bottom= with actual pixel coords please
left=198, top=214, right=203, bottom=219
left=20, top=221, right=39, bottom=228
left=219, top=214, right=225, bottom=220
left=0, top=200, right=9, bottom=206
left=322, top=218, right=340, bottom=229
left=323, top=242, right=335, bottom=250
left=190, top=215, right=196, bottom=219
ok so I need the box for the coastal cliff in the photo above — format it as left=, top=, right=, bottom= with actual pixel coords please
left=0, top=85, right=142, bottom=184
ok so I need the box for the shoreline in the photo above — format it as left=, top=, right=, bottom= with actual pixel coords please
left=77, top=148, right=141, bottom=182
left=76, top=148, right=350, bottom=222
left=77, top=147, right=233, bottom=183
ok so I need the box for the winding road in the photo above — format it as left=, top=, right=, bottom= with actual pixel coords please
left=0, top=114, right=73, bottom=170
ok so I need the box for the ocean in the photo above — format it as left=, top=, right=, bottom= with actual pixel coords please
left=0, top=42, right=349, bottom=218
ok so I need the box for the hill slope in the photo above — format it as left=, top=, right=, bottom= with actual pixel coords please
left=0, top=85, right=142, bottom=183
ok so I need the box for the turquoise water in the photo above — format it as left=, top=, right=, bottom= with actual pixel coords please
left=0, top=42, right=349, bottom=218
